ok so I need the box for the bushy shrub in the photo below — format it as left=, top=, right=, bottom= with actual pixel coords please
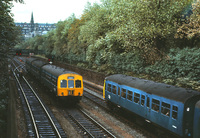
left=108, top=52, right=145, bottom=74
left=145, top=47, right=200, bottom=81
left=0, top=57, right=8, bottom=138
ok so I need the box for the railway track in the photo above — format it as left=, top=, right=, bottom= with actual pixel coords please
left=12, top=56, right=116, bottom=137
left=12, top=57, right=67, bottom=138
left=83, top=81, right=107, bottom=109
left=62, top=107, right=116, bottom=138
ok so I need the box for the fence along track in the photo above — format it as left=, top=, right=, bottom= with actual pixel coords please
left=12, top=59, right=66, bottom=138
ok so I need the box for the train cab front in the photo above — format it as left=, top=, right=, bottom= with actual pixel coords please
left=57, top=74, right=83, bottom=103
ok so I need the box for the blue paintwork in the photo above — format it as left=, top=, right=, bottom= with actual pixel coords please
left=105, top=80, right=185, bottom=136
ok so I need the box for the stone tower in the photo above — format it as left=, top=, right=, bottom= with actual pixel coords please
left=30, top=12, right=35, bottom=36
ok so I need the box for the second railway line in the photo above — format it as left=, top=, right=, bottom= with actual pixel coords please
left=11, top=56, right=121, bottom=137
left=12, top=57, right=67, bottom=137
left=10, top=56, right=186, bottom=138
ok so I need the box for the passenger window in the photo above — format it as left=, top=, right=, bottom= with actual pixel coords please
left=68, top=80, right=74, bottom=88
left=141, top=95, right=145, bottom=106
left=112, top=85, right=117, bottom=94
left=152, top=99, right=160, bottom=112
left=118, top=87, right=120, bottom=96
left=161, top=102, right=170, bottom=117
left=147, top=97, right=150, bottom=108
left=60, top=80, right=67, bottom=88
left=121, top=88, right=126, bottom=98
left=172, top=106, right=178, bottom=120
left=134, top=93, right=140, bottom=104
left=107, top=84, right=111, bottom=92
left=127, top=90, right=133, bottom=101
left=75, top=80, right=81, bottom=88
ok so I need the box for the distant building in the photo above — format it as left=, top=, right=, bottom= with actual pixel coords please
left=15, top=12, right=56, bottom=39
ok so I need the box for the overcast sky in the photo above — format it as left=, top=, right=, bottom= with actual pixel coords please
left=12, top=0, right=101, bottom=23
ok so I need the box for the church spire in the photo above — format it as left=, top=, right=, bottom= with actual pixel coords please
left=30, top=12, right=34, bottom=33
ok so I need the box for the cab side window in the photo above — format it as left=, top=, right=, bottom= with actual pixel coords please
left=60, top=80, right=67, bottom=88
left=75, top=80, right=81, bottom=88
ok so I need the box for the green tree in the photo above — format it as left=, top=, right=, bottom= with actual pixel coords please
left=78, top=0, right=192, bottom=66
left=43, top=30, right=56, bottom=55
left=175, top=1, right=200, bottom=47
left=68, top=18, right=85, bottom=54
left=0, top=0, right=23, bottom=54
left=104, top=0, right=192, bottom=64
left=80, top=2, right=112, bottom=45
left=52, top=14, right=76, bottom=56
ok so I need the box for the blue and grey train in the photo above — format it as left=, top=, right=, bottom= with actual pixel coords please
left=26, top=57, right=84, bottom=103
left=103, top=74, right=200, bottom=137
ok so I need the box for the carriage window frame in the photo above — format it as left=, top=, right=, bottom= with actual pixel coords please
left=172, top=105, right=178, bottom=120
left=121, top=88, right=126, bottom=98
left=118, top=87, right=120, bottom=96
left=161, top=102, right=171, bottom=117
left=141, top=95, right=145, bottom=106
left=112, top=85, right=117, bottom=94
left=134, top=92, right=140, bottom=104
left=127, top=90, right=133, bottom=101
left=147, top=97, right=150, bottom=108
left=107, top=84, right=111, bottom=92
left=152, top=99, right=160, bottom=112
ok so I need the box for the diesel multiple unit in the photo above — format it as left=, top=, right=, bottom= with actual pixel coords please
left=26, top=57, right=83, bottom=103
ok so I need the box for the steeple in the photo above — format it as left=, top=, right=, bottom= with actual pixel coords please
left=30, top=12, right=34, bottom=33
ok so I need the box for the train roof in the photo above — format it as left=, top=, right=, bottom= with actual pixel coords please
left=42, top=64, right=78, bottom=77
left=106, top=74, right=200, bottom=103
left=32, top=60, right=48, bottom=68
left=26, top=57, right=38, bottom=63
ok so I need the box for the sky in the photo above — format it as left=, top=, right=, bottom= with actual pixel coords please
left=11, top=0, right=101, bottom=23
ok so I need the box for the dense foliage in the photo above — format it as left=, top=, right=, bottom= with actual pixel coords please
left=0, top=56, right=8, bottom=137
left=175, top=1, right=200, bottom=47
left=0, top=0, right=23, bottom=53
left=16, top=0, right=200, bottom=90
left=0, top=0, right=23, bottom=137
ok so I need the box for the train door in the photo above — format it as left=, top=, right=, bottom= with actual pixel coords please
left=116, top=86, right=121, bottom=105
left=183, top=97, right=200, bottom=137
left=145, top=95, right=151, bottom=120
left=110, top=84, right=120, bottom=105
